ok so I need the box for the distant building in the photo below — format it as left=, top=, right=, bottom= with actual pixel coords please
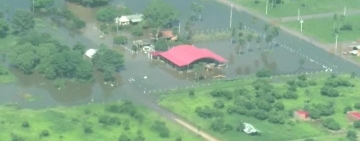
left=347, top=111, right=360, bottom=122
left=84, top=49, right=98, bottom=59
left=115, top=14, right=143, bottom=26
left=160, top=30, right=178, bottom=41
left=294, top=110, right=309, bottom=120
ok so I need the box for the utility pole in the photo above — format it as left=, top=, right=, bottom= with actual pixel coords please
left=230, top=4, right=233, bottom=28
left=335, top=34, right=339, bottom=54
left=297, top=8, right=300, bottom=20
left=300, top=19, right=304, bottom=32
left=266, top=0, right=268, bottom=15
left=32, top=0, right=35, bottom=13
left=344, top=6, right=347, bottom=16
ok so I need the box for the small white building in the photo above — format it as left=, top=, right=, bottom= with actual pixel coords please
left=350, top=50, right=358, bottom=55
left=85, top=49, right=98, bottom=58
left=115, top=16, right=130, bottom=26
left=115, top=14, right=143, bottom=26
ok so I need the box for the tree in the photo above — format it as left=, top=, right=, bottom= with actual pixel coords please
left=237, top=38, right=246, bottom=54
left=265, top=34, right=273, bottom=47
left=12, top=10, right=35, bottom=33
left=353, top=120, right=360, bottom=129
left=351, top=72, right=356, bottom=78
left=66, top=0, right=110, bottom=7
left=72, top=42, right=86, bottom=54
left=131, top=25, right=144, bottom=36
left=299, top=59, right=305, bottom=70
left=0, top=19, right=9, bottom=38
left=354, top=102, right=360, bottom=109
left=9, top=43, right=38, bottom=74
left=264, top=24, right=269, bottom=33
left=33, top=0, right=54, bottom=9
left=246, top=33, right=253, bottom=51
left=320, top=86, right=339, bottom=97
left=151, top=120, right=170, bottom=138
left=213, top=100, right=225, bottom=109
left=113, top=36, right=128, bottom=45
left=92, top=46, right=124, bottom=73
left=346, top=130, right=357, bottom=141
left=190, top=2, right=203, bottom=21
left=321, top=118, right=340, bottom=130
left=154, top=38, right=168, bottom=51
left=192, top=63, right=204, bottom=81
left=343, top=105, right=352, bottom=114
left=40, top=129, right=50, bottom=137
left=274, top=102, right=284, bottom=111
left=255, top=35, right=262, bottom=50
left=96, top=6, right=118, bottom=22
left=256, top=69, right=271, bottom=77
left=188, top=89, right=195, bottom=96
left=118, top=134, right=131, bottom=141
left=22, top=121, right=30, bottom=128
left=143, top=0, right=178, bottom=28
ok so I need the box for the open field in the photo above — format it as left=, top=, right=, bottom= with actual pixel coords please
left=159, top=72, right=360, bottom=141
left=283, top=14, right=360, bottom=43
left=230, top=0, right=360, bottom=18
left=0, top=101, right=204, bottom=141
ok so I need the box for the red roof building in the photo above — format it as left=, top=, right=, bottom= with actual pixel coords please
left=347, top=111, right=360, bottom=122
left=294, top=110, right=309, bottom=120
left=151, top=45, right=226, bottom=68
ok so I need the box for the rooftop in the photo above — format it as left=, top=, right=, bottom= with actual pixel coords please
left=151, top=45, right=227, bottom=67
left=296, top=110, right=308, bottom=115
left=349, top=112, right=360, bottom=119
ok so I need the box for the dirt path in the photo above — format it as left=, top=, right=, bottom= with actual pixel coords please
left=280, top=10, right=360, bottom=22
left=216, top=0, right=360, bottom=67
left=172, top=117, right=220, bottom=141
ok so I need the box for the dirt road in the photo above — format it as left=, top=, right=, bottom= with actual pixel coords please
left=173, top=117, right=220, bottom=141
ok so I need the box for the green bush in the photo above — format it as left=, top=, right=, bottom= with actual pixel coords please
left=131, top=25, right=143, bottom=36
left=22, top=121, right=30, bottom=128
left=40, top=130, right=50, bottom=137
left=113, top=36, right=128, bottom=45
left=213, top=100, right=225, bottom=109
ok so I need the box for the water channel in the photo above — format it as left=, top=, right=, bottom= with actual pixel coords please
left=0, top=0, right=359, bottom=110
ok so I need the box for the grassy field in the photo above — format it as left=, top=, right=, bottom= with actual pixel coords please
left=0, top=101, right=204, bottom=141
left=159, top=73, right=360, bottom=141
left=283, top=14, right=360, bottom=43
left=230, top=0, right=360, bottom=18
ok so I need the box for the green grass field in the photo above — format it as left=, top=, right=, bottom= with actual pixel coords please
left=0, top=101, right=204, bottom=141
left=283, top=14, right=360, bottom=43
left=160, top=73, right=360, bottom=141
left=231, top=0, right=360, bottom=18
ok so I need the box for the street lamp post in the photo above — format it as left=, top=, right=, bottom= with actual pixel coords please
left=230, top=4, right=233, bottom=28
left=300, top=19, right=304, bottom=32
left=335, top=34, right=339, bottom=54
left=265, top=0, right=268, bottom=15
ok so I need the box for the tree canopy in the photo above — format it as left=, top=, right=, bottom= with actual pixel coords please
left=33, top=0, right=54, bottom=9
left=96, top=6, right=132, bottom=22
left=66, top=0, right=109, bottom=7
left=91, top=46, right=124, bottom=81
left=9, top=32, right=94, bottom=82
left=143, top=0, right=178, bottom=28
left=12, top=10, right=35, bottom=33
left=0, top=19, right=9, bottom=38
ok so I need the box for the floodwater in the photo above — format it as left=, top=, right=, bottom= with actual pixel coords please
left=0, top=0, right=359, bottom=109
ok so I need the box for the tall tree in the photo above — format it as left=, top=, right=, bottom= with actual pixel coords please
left=192, top=63, right=204, bottom=81
left=33, top=0, right=54, bottom=10
left=143, top=0, right=178, bottom=28
left=190, top=2, right=203, bottom=21
left=246, top=33, right=253, bottom=51
left=255, top=35, right=262, bottom=50
left=12, top=10, right=35, bottom=33
left=237, top=38, right=246, bottom=54
left=0, top=19, right=9, bottom=38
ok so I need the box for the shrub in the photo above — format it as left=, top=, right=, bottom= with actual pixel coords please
left=256, top=69, right=271, bottom=77
left=320, top=86, right=339, bottom=97
left=118, top=134, right=131, bottom=141
left=354, top=102, right=360, bottom=109
left=353, top=120, right=360, bottom=129
left=151, top=120, right=170, bottom=138
left=131, top=25, right=143, bottom=36
left=40, top=130, right=50, bottom=137
left=83, top=125, right=93, bottom=133
left=11, top=133, right=25, bottom=141
left=22, top=121, right=30, bottom=128
left=188, top=89, right=195, bottom=96
left=213, top=100, right=225, bottom=109
left=113, top=36, right=128, bottom=45
left=321, top=118, right=340, bottom=130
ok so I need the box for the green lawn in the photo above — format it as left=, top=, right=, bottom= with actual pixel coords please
left=160, top=73, right=360, bottom=141
left=283, top=14, right=360, bottom=43
left=0, top=101, right=204, bottom=141
left=231, top=0, right=360, bottom=18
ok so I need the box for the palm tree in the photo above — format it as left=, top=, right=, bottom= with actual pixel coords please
left=246, top=33, right=253, bottom=51
left=238, top=38, right=246, bottom=54
left=333, top=14, right=338, bottom=32
left=256, top=35, right=262, bottom=50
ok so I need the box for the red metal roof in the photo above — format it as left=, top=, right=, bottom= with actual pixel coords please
left=350, top=112, right=360, bottom=119
left=296, top=110, right=309, bottom=116
left=151, top=45, right=227, bottom=67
